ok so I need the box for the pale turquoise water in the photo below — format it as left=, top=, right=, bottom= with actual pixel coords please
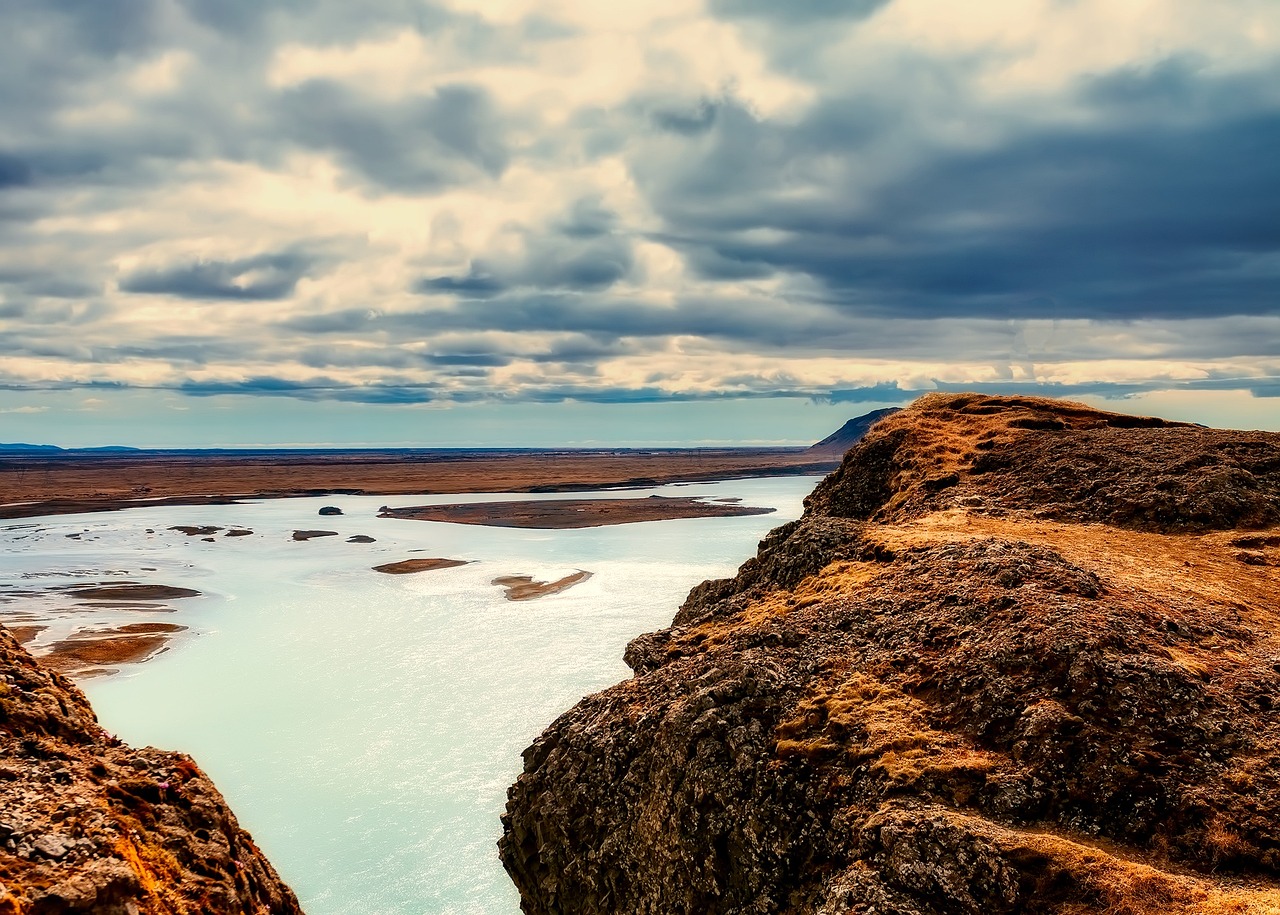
left=0, top=477, right=819, bottom=914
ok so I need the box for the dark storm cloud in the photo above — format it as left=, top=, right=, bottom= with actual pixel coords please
left=709, top=0, right=891, bottom=24
left=178, top=376, right=440, bottom=404
left=635, top=63, right=1280, bottom=322
left=287, top=293, right=851, bottom=347
left=556, top=196, right=617, bottom=239
left=418, top=198, right=635, bottom=295
left=26, top=0, right=164, bottom=58
left=417, top=269, right=507, bottom=298
left=649, top=100, right=719, bottom=137
left=276, top=80, right=509, bottom=191
left=121, top=251, right=317, bottom=300
left=0, top=154, right=32, bottom=189
left=423, top=353, right=512, bottom=367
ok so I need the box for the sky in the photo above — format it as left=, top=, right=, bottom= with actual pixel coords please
left=1, top=0, right=1278, bottom=447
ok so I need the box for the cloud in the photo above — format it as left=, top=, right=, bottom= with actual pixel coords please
left=417, top=197, right=635, bottom=295
left=0, top=153, right=31, bottom=188
left=709, top=0, right=890, bottom=24
left=275, top=80, right=510, bottom=191
left=120, top=251, right=318, bottom=300
left=0, top=0, right=1276, bottom=416
left=0, top=405, right=47, bottom=414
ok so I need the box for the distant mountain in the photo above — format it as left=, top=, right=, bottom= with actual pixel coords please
left=808, top=408, right=902, bottom=455
left=0, top=443, right=142, bottom=453
left=0, top=443, right=64, bottom=453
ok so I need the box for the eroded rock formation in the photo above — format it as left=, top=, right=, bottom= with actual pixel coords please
left=0, top=628, right=301, bottom=914
left=501, top=393, right=1280, bottom=914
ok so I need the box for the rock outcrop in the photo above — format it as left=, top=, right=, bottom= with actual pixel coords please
left=501, top=393, right=1280, bottom=914
left=0, top=628, right=301, bottom=913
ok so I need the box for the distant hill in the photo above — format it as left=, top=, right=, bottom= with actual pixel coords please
left=808, top=408, right=902, bottom=455
left=0, top=443, right=64, bottom=453
left=0, top=443, right=141, bottom=454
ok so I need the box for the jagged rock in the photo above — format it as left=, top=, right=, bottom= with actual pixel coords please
left=0, top=627, right=301, bottom=913
left=501, top=393, right=1280, bottom=914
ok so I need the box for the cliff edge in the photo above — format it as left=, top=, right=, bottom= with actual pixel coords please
left=501, top=393, right=1280, bottom=914
left=0, top=629, right=301, bottom=913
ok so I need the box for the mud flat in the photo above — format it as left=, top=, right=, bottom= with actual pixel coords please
left=381, top=496, right=775, bottom=529
left=42, top=622, right=188, bottom=678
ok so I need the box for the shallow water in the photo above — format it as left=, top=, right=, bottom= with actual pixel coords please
left=0, top=476, right=820, bottom=914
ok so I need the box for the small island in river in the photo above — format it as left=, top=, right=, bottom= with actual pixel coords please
left=493, top=571, right=593, bottom=601
left=373, top=558, right=471, bottom=574
left=379, top=495, right=775, bottom=529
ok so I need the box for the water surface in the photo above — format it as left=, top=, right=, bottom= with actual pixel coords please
left=0, top=476, right=820, bottom=913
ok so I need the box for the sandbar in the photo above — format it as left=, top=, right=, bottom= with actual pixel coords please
left=373, top=558, right=470, bottom=575
left=8, top=625, right=45, bottom=645
left=380, top=495, right=775, bottom=529
left=70, top=584, right=201, bottom=601
left=493, top=571, right=592, bottom=601
left=293, top=529, right=339, bottom=541
left=41, top=622, right=186, bottom=677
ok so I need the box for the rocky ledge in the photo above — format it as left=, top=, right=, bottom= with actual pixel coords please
left=0, top=628, right=300, bottom=913
left=501, top=393, right=1280, bottom=914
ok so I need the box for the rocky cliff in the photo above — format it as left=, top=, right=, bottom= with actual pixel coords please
left=0, top=629, right=301, bottom=913
left=501, top=393, right=1280, bottom=914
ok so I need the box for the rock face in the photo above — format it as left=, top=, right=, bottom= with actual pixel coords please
left=500, top=393, right=1280, bottom=915
left=0, top=628, right=301, bottom=913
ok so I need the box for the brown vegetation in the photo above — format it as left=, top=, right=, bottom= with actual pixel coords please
left=501, top=393, right=1280, bottom=915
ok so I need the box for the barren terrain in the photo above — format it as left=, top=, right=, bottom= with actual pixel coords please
left=0, top=448, right=835, bottom=520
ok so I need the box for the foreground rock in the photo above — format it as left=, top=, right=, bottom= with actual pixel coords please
left=0, top=627, right=301, bottom=913
left=501, top=393, right=1280, bottom=914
